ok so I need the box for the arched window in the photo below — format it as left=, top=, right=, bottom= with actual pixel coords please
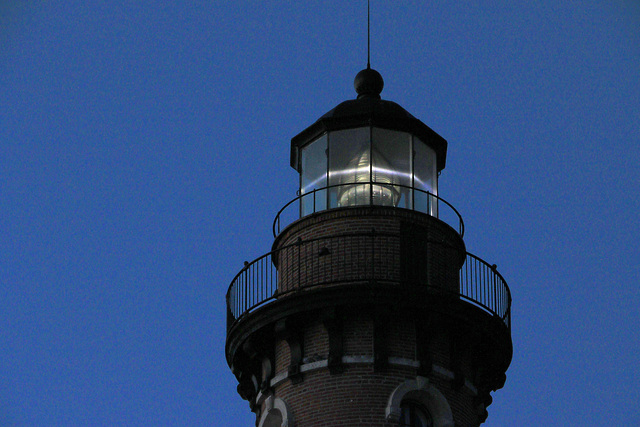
left=262, top=409, right=283, bottom=427
left=258, top=396, right=294, bottom=427
left=386, top=377, right=453, bottom=427
left=400, top=401, right=433, bottom=427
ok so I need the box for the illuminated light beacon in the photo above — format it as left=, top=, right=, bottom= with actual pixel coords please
left=225, top=65, right=512, bottom=426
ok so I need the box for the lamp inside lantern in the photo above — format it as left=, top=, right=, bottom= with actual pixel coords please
left=298, top=127, right=437, bottom=216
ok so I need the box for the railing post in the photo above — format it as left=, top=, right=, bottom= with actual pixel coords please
left=492, top=264, right=498, bottom=317
left=243, top=261, right=249, bottom=317
left=297, top=237, right=302, bottom=291
left=411, top=185, right=415, bottom=211
left=370, top=228, right=375, bottom=280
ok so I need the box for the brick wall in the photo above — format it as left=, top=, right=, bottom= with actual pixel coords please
left=254, top=207, right=486, bottom=426
left=274, top=365, right=416, bottom=427
left=273, top=207, right=465, bottom=296
left=267, top=309, right=483, bottom=426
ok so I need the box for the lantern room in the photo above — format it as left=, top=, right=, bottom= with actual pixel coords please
left=290, top=67, right=448, bottom=218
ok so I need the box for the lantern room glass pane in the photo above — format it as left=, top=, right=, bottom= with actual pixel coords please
left=300, top=134, right=327, bottom=216
left=372, top=128, right=412, bottom=208
left=413, top=138, right=438, bottom=216
left=327, top=127, right=370, bottom=208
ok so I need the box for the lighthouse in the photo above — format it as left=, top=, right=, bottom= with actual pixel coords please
left=225, top=67, right=512, bottom=426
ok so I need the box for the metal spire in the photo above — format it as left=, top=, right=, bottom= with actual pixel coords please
left=367, top=0, right=371, bottom=69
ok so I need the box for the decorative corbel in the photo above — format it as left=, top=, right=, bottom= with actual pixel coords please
left=275, top=318, right=304, bottom=384
left=322, top=308, right=344, bottom=374
left=449, top=333, right=465, bottom=391
left=416, top=319, right=433, bottom=377
left=374, top=312, right=389, bottom=372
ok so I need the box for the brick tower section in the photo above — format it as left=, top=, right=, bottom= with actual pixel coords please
left=232, top=206, right=507, bottom=426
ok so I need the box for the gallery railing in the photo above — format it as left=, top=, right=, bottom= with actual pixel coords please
left=272, top=182, right=464, bottom=237
left=226, top=231, right=510, bottom=333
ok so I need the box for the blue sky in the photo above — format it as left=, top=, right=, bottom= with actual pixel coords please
left=1, top=1, right=639, bottom=425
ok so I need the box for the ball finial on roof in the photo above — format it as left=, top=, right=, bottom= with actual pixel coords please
left=354, top=67, right=384, bottom=99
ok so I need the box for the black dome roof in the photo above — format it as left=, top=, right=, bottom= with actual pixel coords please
left=291, top=69, right=448, bottom=172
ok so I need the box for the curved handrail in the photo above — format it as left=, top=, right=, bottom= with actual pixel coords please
left=272, top=182, right=465, bottom=238
left=459, top=253, right=512, bottom=328
left=226, top=231, right=510, bottom=333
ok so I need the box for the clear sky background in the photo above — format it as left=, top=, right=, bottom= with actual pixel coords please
left=1, top=1, right=639, bottom=425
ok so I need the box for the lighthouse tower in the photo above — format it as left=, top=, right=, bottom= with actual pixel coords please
left=225, top=67, right=512, bottom=427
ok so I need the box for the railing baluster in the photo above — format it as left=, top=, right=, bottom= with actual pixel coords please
left=494, top=273, right=498, bottom=317
left=297, top=238, right=301, bottom=291
left=242, top=270, right=246, bottom=315
left=371, top=229, right=375, bottom=280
